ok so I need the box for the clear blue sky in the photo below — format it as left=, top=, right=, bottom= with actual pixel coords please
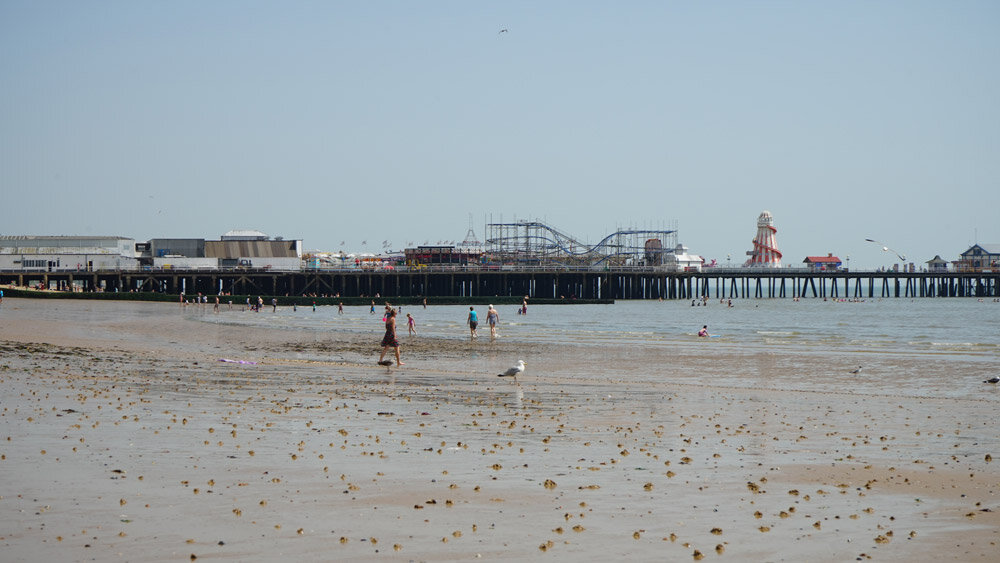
left=2, top=1, right=997, bottom=269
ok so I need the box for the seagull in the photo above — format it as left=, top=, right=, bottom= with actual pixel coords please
left=497, top=360, right=526, bottom=382
left=499, top=28, right=508, bottom=34
left=377, top=359, right=394, bottom=372
left=850, top=366, right=863, bottom=374
left=984, top=376, right=999, bottom=384
left=865, top=238, right=906, bottom=261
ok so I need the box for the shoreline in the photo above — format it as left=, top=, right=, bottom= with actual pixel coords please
left=0, top=298, right=997, bottom=561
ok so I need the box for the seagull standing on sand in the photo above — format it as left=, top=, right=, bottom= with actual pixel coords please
left=850, top=366, right=863, bottom=374
left=498, top=360, right=526, bottom=382
left=984, top=376, right=999, bottom=384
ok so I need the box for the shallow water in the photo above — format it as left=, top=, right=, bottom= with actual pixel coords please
left=192, top=298, right=1000, bottom=401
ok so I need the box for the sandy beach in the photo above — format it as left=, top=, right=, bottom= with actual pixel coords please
left=0, top=297, right=997, bottom=562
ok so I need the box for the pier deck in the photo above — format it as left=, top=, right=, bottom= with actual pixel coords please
left=3, top=268, right=999, bottom=300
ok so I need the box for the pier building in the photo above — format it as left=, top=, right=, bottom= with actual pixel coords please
left=0, top=236, right=138, bottom=272
left=955, top=244, right=1000, bottom=272
left=802, top=254, right=843, bottom=271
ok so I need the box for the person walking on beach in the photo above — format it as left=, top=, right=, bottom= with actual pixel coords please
left=486, top=304, right=499, bottom=339
left=370, top=300, right=376, bottom=314
left=271, top=297, right=277, bottom=312
left=407, top=313, right=416, bottom=336
left=378, top=308, right=404, bottom=366
left=468, top=306, right=479, bottom=340
left=338, top=302, right=344, bottom=314
left=213, top=296, right=219, bottom=313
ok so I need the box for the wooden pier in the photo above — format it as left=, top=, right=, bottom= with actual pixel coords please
left=2, top=269, right=998, bottom=300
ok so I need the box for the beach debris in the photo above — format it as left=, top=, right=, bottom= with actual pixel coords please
left=219, top=358, right=257, bottom=365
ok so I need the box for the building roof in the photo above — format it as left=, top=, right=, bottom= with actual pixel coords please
left=961, top=244, right=1000, bottom=256
left=221, top=229, right=269, bottom=241
left=803, top=255, right=842, bottom=263
left=0, top=235, right=131, bottom=241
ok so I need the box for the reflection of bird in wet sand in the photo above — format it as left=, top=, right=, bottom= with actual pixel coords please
left=850, top=366, right=863, bottom=374
left=498, top=360, right=526, bottom=383
left=984, top=376, right=999, bottom=384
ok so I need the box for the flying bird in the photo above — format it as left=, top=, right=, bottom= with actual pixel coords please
left=865, top=238, right=906, bottom=261
left=984, top=376, right=999, bottom=384
left=499, top=28, right=508, bottom=34
left=497, top=360, right=526, bottom=382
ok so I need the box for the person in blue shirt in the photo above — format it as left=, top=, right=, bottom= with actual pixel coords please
left=467, top=307, right=478, bottom=340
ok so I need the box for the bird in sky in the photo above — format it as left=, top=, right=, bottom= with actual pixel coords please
left=499, top=28, right=508, bottom=34
left=497, top=360, right=526, bottom=382
left=865, top=238, right=906, bottom=261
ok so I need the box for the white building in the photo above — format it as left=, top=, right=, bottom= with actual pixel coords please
left=0, top=236, right=139, bottom=271
left=661, top=244, right=705, bottom=272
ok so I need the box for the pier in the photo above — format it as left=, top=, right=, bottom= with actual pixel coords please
left=3, top=268, right=999, bottom=300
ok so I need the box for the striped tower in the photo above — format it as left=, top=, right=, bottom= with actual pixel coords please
left=744, top=210, right=782, bottom=267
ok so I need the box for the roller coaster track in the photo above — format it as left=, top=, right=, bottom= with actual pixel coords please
left=486, top=221, right=676, bottom=266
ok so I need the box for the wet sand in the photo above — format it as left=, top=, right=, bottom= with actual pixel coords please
left=0, top=298, right=997, bottom=561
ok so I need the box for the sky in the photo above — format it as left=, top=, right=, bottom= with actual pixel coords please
left=1, top=1, right=998, bottom=269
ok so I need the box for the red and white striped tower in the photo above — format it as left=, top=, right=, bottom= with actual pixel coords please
left=744, top=210, right=782, bottom=267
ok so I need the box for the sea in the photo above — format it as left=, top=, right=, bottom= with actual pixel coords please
left=195, top=298, right=1000, bottom=401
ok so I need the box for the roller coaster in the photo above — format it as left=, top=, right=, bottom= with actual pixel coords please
left=485, top=220, right=677, bottom=268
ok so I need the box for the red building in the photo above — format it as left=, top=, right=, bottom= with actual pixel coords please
left=802, top=254, right=842, bottom=271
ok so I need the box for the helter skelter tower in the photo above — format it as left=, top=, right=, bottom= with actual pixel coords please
left=744, top=210, right=782, bottom=267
